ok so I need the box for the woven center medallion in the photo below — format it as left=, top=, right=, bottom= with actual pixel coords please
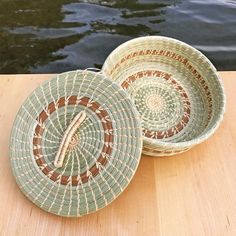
left=122, top=70, right=191, bottom=139
left=146, top=94, right=164, bottom=111
left=68, top=134, right=79, bottom=151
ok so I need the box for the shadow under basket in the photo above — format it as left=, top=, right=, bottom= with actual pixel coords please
left=102, top=36, right=226, bottom=156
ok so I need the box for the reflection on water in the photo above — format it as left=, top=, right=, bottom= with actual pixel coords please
left=0, top=0, right=235, bottom=73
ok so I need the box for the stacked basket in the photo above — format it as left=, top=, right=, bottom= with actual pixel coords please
left=10, top=36, right=225, bottom=216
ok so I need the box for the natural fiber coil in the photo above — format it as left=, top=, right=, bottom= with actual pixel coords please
left=102, top=36, right=225, bottom=156
left=10, top=70, right=142, bottom=217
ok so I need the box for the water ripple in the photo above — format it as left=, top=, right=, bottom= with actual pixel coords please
left=0, top=0, right=235, bottom=73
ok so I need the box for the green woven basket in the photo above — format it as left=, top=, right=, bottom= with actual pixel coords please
left=102, top=36, right=226, bottom=156
left=10, top=70, right=142, bottom=217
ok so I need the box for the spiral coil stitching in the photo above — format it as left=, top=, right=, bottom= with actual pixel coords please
left=10, top=70, right=143, bottom=217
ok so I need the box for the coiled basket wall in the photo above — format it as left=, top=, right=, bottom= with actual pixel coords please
left=102, top=36, right=225, bottom=156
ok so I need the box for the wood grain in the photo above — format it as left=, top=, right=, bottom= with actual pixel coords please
left=0, top=72, right=235, bottom=236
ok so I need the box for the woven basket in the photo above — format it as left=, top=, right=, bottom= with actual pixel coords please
left=10, top=70, right=142, bottom=217
left=102, top=36, right=226, bottom=156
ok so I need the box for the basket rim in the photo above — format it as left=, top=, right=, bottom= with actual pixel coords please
left=102, top=35, right=226, bottom=149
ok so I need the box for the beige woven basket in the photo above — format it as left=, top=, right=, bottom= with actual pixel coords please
left=10, top=70, right=143, bottom=216
left=102, top=36, right=226, bottom=156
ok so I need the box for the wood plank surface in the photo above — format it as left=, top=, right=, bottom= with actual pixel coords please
left=0, top=72, right=235, bottom=236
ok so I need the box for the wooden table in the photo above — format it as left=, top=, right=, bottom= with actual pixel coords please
left=0, top=72, right=235, bottom=236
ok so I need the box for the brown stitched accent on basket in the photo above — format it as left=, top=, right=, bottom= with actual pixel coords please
left=35, top=157, right=44, bottom=165
left=57, top=97, right=66, bottom=108
left=33, top=137, right=42, bottom=146
left=35, top=125, right=44, bottom=136
left=33, top=96, right=114, bottom=186
left=38, top=111, right=48, bottom=123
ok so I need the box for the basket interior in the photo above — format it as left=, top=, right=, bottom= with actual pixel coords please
left=102, top=37, right=225, bottom=144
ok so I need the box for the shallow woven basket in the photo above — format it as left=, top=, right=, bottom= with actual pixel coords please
left=102, top=36, right=226, bottom=156
left=10, top=70, right=142, bottom=217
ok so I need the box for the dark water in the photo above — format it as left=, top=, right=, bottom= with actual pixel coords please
left=0, top=0, right=235, bottom=73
